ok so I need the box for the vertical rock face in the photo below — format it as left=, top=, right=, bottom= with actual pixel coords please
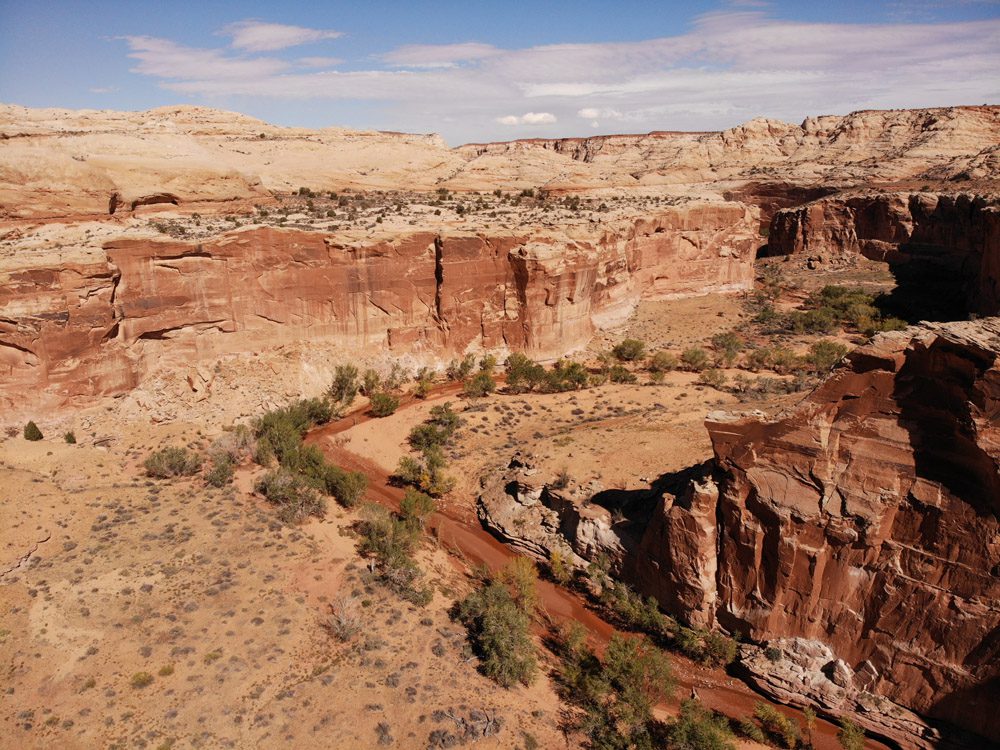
left=0, top=201, right=757, bottom=410
left=694, top=321, right=999, bottom=744
left=767, top=192, right=1000, bottom=316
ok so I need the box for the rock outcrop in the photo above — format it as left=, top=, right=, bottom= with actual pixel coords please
left=767, top=192, right=1000, bottom=317
left=477, top=320, right=1000, bottom=747
left=0, top=201, right=757, bottom=412
left=698, top=320, right=1000, bottom=745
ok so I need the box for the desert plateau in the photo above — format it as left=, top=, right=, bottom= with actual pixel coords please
left=1, top=4, right=998, bottom=750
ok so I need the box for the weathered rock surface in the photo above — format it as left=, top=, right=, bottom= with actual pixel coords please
left=477, top=321, right=1000, bottom=747
left=0, top=202, right=757, bottom=412
left=767, top=192, right=1000, bottom=316
left=2, top=104, right=997, bottom=218
left=699, top=320, right=1000, bottom=744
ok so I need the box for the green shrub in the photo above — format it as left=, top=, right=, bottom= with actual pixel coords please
left=737, top=717, right=767, bottom=743
left=399, top=488, right=436, bottom=528
left=548, top=548, right=574, bottom=585
left=711, top=332, right=744, bottom=366
left=369, top=392, right=400, bottom=417
left=681, top=347, right=710, bottom=371
left=357, top=504, right=431, bottom=604
left=541, top=360, right=589, bottom=392
left=838, top=717, right=865, bottom=750
left=612, top=338, right=646, bottom=362
left=255, top=469, right=326, bottom=524
left=361, top=368, right=381, bottom=396
left=328, top=364, right=359, bottom=406
left=455, top=578, right=537, bottom=687
left=130, top=672, right=154, bottom=688
left=254, top=398, right=332, bottom=467
left=667, top=699, right=736, bottom=750
left=609, top=364, right=638, bottom=384
left=806, top=339, right=849, bottom=371
left=323, top=465, right=367, bottom=507
left=463, top=371, right=496, bottom=398
left=505, top=352, right=546, bottom=393
left=205, top=454, right=235, bottom=487
left=23, top=421, right=43, bottom=441
left=144, top=447, right=202, bottom=479
left=648, top=350, right=678, bottom=373
left=63, top=431, right=76, bottom=444
left=479, top=354, right=498, bottom=374
left=446, top=354, right=476, bottom=381
left=753, top=702, right=801, bottom=749
left=698, top=369, right=727, bottom=389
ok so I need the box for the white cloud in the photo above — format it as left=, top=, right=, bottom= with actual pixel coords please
left=382, top=42, right=500, bottom=69
left=297, top=56, right=343, bottom=68
left=89, top=86, right=118, bottom=94
left=119, top=12, right=1000, bottom=143
left=497, top=112, right=557, bottom=125
left=220, top=20, right=342, bottom=52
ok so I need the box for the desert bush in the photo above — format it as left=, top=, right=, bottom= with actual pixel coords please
left=463, top=371, right=496, bottom=398
left=785, top=307, right=838, bottom=334
left=698, top=369, right=727, bottom=389
left=145, top=447, right=202, bottom=479
left=400, top=488, right=436, bottom=528
left=600, top=580, right=674, bottom=638
left=505, top=352, right=546, bottom=393
left=255, top=469, right=326, bottom=524
left=326, top=595, right=363, bottom=642
left=211, top=424, right=255, bottom=463
left=329, top=364, right=359, bottom=406
left=753, top=702, right=800, bottom=749
left=357, top=504, right=431, bottom=604
left=361, top=368, right=381, bottom=396
left=806, top=339, right=849, bottom=371
left=254, top=398, right=332, bottom=466
left=396, top=443, right=454, bottom=496
left=496, top=556, right=539, bottom=615
left=612, top=338, right=646, bottom=362
left=323, top=465, right=368, bottom=507
left=666, top=699, right=737, bottom=750
left=737, top=717, right=767, bottom=743
left=838, top=717, right=865, bottom=750
left=369, top=392, right=400, bottom=417
left=711, top=331, right=744, bottom=366
left=608, top=364, right=638, bottom=384
left=23, top=421, right=43, bottom=441
left=455, top=576, right=537, bottom=688
left=130, top=672, right=154, bottom=689
left=479, top=354, right=498, bottom=374
left=413, top=367, right=435, bottom=398
left=548, top=548, right=574, bottom=585
left=681, top=347, right=710, bottom=372
left=648, top=350, right=679, bottom=373
left=205, top=454, right=235, bottom=487
left=542, top=359, right=589, bottom=392
left=446, top=354, right=476, bottom=381
left=63, top=431, right=76, bottom=444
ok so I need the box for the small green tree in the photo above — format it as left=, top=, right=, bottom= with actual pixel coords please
left=329, top=364, right=359, bottom=406
left=667, top=699, right=736, bottom=750
left=361, top=368, right=381, bottom=396
left=648, top=350, right=678, bottom=373
left=806, top=340, right=848, bottom=371
left=711, top=331, right=744, bottom=367
left=837, top=717, right=865, bottom=750
left=63, top=431, right=76, bottom=444
left=400, top=488, right=436, bottom=528
left=23, top=421, right=43, bottom=441
left=463, top=371, right=496, bottom=398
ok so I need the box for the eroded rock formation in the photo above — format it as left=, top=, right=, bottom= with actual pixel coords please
left=0, top=201, right=757, bottom=411
left=480, top=321, right=1000, bottom=746
left=767, top=191, right=1000, bottom=316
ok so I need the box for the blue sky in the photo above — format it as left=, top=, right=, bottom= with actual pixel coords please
left=1, top=0, right=998, bottom=144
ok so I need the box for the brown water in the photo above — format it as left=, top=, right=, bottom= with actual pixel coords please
left=308, top=389, right=891, bottom=750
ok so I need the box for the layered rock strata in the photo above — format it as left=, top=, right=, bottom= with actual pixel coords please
left=478, top=320, right=1000, bottom=747
left=767, top=191, right=1000, bottom=316
left=0, top=202, right=757, bottom=411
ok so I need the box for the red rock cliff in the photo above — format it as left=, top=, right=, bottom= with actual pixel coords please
left=634, top=321, right=1000, bottom=746
left=0, top=202, right=757, bottom=411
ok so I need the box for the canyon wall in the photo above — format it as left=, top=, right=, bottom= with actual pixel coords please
left=767, top=191, right=1000, bottom=316
left=635, top=321, right=1000, bottom=746
left=0, top=201, right=757, bottom=412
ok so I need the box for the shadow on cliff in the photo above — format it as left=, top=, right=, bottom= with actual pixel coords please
left=876, top=250, right=970, bottom=323
left=588, top=460, right=714, bottom=525
left=893, top=334, right=1000, bottom=515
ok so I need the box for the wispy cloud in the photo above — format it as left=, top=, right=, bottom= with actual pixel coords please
left=220, top=20, right=342, bottom=52
left=119, top=11, right=1000, bottom=143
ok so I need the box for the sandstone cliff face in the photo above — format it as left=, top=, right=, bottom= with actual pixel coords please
left=0, top=202, right=757, bottom=411
left=664, top=321, right=1000, bottom=744
left=767, top=192, right=1000, bottom=316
